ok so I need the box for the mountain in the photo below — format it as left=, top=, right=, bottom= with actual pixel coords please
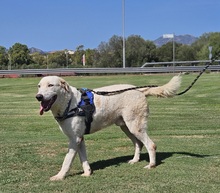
left=28, top=34, right=198, bottom=53
left=29, top=47, right=46, bottom=54
left=154, top=34, right=198, bottom=47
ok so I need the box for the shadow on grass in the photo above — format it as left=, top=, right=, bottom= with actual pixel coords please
left=90, top=152, right=211, bottom=171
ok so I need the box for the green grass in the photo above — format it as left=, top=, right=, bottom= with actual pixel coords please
left=0, top=73, right=220, bottom=193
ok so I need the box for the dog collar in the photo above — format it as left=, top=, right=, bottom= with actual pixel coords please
left=55, top=99, right=81, bottom=122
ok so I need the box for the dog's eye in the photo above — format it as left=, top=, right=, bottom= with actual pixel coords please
left=48, top=84, right=54, bottom=87
left=38, top=85, right=40, bottom=88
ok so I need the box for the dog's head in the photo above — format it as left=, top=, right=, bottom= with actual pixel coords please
left=36, top=76, right=70, bottom=115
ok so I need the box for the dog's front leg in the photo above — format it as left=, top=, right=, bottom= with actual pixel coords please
left=78, top=138, right=92, bottom=176
left=50, top=141, right=77, bottom=181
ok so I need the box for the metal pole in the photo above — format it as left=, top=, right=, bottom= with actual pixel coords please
left=46, top=55, right=48, bottom=69
left=208, top=46, right=212, bottom=61
left=8, top=54, right=11, bottom=70
left=65, top=50, right=68, bottom=68
left=122, top=0, right=126, bottom=68
left=173, top=34, right=175, bottom=73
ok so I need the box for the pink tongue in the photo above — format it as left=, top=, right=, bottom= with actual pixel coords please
left=40, top=105, right=44, bottom=115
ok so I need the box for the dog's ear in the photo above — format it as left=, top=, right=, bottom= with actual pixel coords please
left=60, top=78, right=70, bottom=92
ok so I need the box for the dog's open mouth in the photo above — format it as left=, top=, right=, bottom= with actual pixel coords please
left=39, top=95, right=57, bottom=115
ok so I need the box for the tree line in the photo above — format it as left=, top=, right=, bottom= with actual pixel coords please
left=0, top=32, right=220, bottom=70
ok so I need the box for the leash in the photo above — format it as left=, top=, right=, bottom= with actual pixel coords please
left=177, top=53, right=220, bottom=96
left=90, top=53, right=219, bottom=97
left=91, top=85, right=158, bottom=96
left=176, top=65, right=209, bottom=96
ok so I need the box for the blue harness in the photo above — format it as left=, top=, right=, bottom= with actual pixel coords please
left=78, top=88, right=94, bottom=107
left=55, top=88, right=95, bottom=134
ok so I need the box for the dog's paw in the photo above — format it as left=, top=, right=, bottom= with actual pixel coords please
left=144, top=164, right=156, bottom=169
left=50, top=175, right=65, bottom=181
left=128, top=159, right=139, bottom=164
left=81, top=171, right=92, bottom=177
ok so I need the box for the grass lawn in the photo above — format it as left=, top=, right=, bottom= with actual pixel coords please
left=0, top=73, right=219, bottom=193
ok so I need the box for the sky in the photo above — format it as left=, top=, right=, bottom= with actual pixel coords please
left=0, top=0, right=219, bottom=51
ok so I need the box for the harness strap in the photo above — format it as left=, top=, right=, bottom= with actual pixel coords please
left=55, top=89, right=95, bottom=135
left=55, top=99, right=73, bottom=122
left=55, top=107, right=84, bottom=122
left=78, top=88, right=95, bottom=134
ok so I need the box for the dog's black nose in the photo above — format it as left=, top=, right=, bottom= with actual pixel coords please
left=36, top=94, right=43, bottom=101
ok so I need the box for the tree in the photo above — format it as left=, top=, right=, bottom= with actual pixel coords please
left=156, top=42, right=173, bottom=62
left=31, top=52, right=47, bottom=68
left=208, top=32, right=220, bottom=58
left=70, top=45, right=85, bottom=67
left=176, top=45, right=196, bottom=62
left=157, top=42, right=182, bottom=63
left=97, top=35, right=158, bottom=67
left=108, top=35, right=123, bottom=67
left=0, top=46, right=8, bottom=69
left=126, top=35, right=157, bottom=67
left=145, top=40, right=158, bottom=62
left=84, top=49, right=97, bottom=67
left=96, top=35, right=123, bottom=67
left=48, top=51, right=66, bottom=68
left=192, top=32, right=220, bottom=60
left=126, top=35, right=145, bottom=67
left=8, top=43, right=32, bottom=68
left=96, top=41, right=111, bottom=67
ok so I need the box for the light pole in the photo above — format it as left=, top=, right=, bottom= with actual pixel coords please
left=163, top=33, right=175, bottom=73
left=122, top=0, right=126, bottom=68
left=208, top=46, right=212, bottom=61
left=172, top=34, right=175, bottom=73
left=65, top=50, right=68, bottom=68
left=46, top=55, right=49, bottom=69
left=8, top=53, right=12, bottom=70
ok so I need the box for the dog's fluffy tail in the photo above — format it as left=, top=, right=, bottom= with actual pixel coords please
left=138, top=75, right=181, bottom=98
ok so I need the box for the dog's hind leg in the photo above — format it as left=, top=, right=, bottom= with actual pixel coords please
left=77, top=138, right=92, bottom=176
left=139, top=133, right=156, bottom=169
left=125, top=121, right=156, bottom=169
left=120, top=125, right=143, bottom=164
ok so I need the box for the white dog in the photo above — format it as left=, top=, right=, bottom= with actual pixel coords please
left=36, top=75, right=181, bottom=181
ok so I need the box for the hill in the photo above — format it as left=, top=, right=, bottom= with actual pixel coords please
left=29, top=47, right=45, bottom=54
